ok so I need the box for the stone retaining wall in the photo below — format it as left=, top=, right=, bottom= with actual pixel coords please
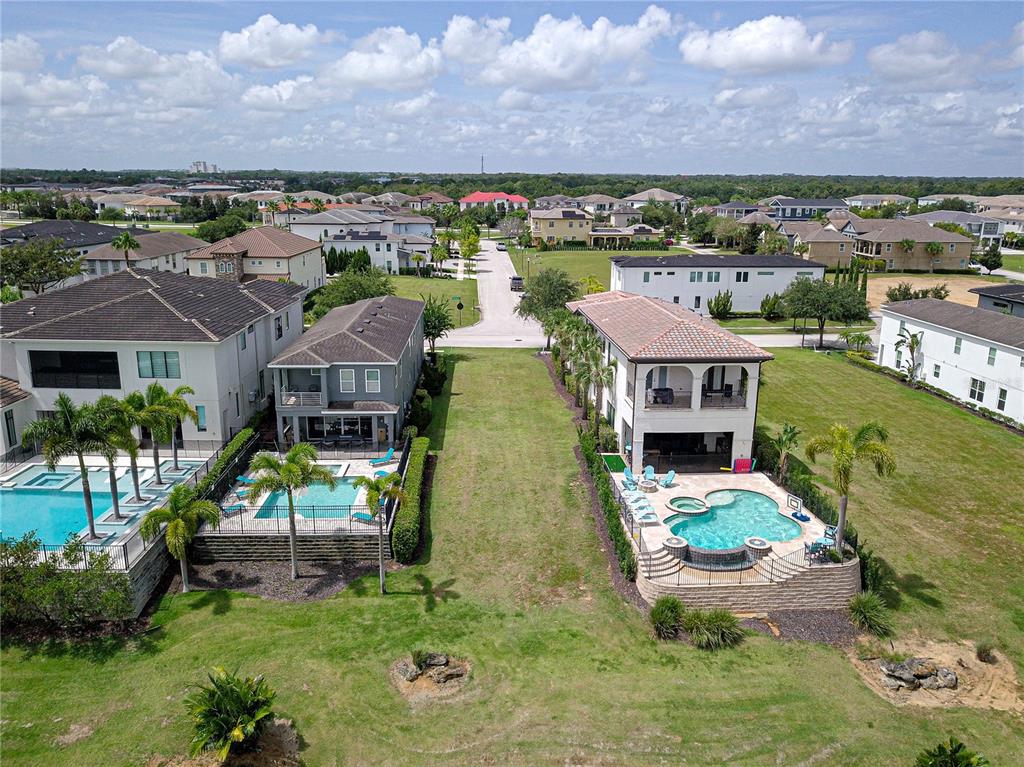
left=191, top=533, right=390, bottom=562
left=127, top=538, right=171, bottom=617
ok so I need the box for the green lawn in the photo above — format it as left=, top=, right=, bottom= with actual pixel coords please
left=392, top=274, right=479, bottom=328
left=1002, top=253, right=1024, bottom=273
left=2, top=350, right=1022, bottom=765
left=510, top=249, right=674, bottom=290
left=716, top=317, right=875, bottom=332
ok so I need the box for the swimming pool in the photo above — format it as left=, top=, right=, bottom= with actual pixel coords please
left=668, top=489, right=801, bottom=550
left=254, top=475, right=360, bottom=519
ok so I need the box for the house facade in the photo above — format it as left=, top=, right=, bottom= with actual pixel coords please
left=458, top=191, right=528, bottom=212
left=846, top=220, right=973, bottom=270
left=0, top=270, right=306, bottom=448
left=713, top=201, right=760, bottom=219
left=186, top=226, right=326, bottom=290
left=0, top=377, right=34, bottom=460
left=567, top=292, right=772, bottom=474
left=609, top=254, right=825, bottom=314
left=622, top=188, right=688, bottom=213
left=878, top=299, right=1023, bottom=423
left=588, top=223, right=664, bottom=248
left=269, top=296, right=425, bottom=448
left=528, top=208, right=593, bottom=245
left=845, top=194, right=914, bottom=209
left=574, top=194, right=622, bottom=214
left=969, top=284, right=1024, bottom=318
left=904, top=211, right=1004, bottom=251
left=81, top=231, right=205, bottom=282
left=768, top=198, right=848, bottom=221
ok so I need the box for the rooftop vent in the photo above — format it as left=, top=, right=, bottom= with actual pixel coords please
left=356, top=327, right=364, bottom=333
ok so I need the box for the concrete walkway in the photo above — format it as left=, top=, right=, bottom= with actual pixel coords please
left=437, top=239, right=545, bottom=348
left=993, top=267, right=1024, bottom=281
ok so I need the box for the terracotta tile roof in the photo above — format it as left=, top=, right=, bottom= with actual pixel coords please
left=187, top=226, right=320, bottom=260
left=460, top=191, right=529, bottom=204
left=85, top=231, right=208, bottom=261
left=0, top=376, right=31, bottom=408
left=883, top=298, right=1024, bottom=350
left=567, top=291, right=773, bottom=363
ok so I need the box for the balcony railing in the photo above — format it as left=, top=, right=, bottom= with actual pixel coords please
left=644, top=388, right=692, bottom=409
left=279, top=390, right=323, bottom=407
left=701, top=391, right=747, bottom=409
left=31, top=372, right=121, bottom=389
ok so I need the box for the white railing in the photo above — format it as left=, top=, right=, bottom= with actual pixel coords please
left=279, top=390, right=324, bottom=407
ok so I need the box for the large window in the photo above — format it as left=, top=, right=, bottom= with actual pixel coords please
left=137, top=351, right=181, bottom=379
left=997, top=388, right=1007, bottom=412
left=29, top=350, right=121, bottom=389
left=339, top=369, right=355, bottom=393
left=196, top=405, right=207, bottom=432
left=365, top=369, right=381, bottom=393
left=735, top=271, right=749, bottom=283
left=969, top=378, right=985, bottom=402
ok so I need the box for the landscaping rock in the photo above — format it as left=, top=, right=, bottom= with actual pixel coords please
left=424, top=652, right=449, bottom=667
left=879, top=657, right=958, bottom=693
left=880, top=675, right=903, bottom=691
left=396, top=661, right=421, bottom=682
left=936, top=668, right=958, bottom=689
left=920, top=675, right=943, bottom=690
left=428, top=664, right=466, bottom=683
left=908, top=659, right=937, bottom=678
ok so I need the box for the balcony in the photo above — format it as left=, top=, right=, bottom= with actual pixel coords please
left=644, top=388, right=692, bottom=409
left=279, top=390, right=323, bottom=408
left=701, top=390, right=747, bottom=409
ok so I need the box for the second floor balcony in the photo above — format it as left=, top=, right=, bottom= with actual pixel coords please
left=279, top=389, right=323, bottom=407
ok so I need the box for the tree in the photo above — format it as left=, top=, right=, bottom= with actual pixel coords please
left=161, top=385, right=199, bottom=471
left=310, top=198, right=327, bottom=213
left=311, top=268, right=395, bottom=319
left=21, top=394, right=106, bottom=540
left=0, top=239, right=82, bottom=294
left=756, top=233, right=789, bottom=255
left=134, top=384, right=178, bottom=486
left=498, top=215, right=523, bottom=248
left=578, top=275, right=604, bottom=295
left=248, top=444, right=337, bottom=579
left=707, top=290, right=733, bottom=319
left=195, top=213, right=248, bottom=243
left=895, top=327, right=924, bottom=384
left=111, top=231, right=140, bottom=269
left=782, top=277, right=869, bottom=348
left=805, top=422, right=896, bottom=554
left=184, top=667, right=276, bottom=762
left=765, top=423, right=800, bottom=481
left=458, top=224, right=480, bottom=265
left=411, top=252, right=426, bottom=277
left=102, top=394, right=147, bottom=503
left=924, top=241, right=944, bottom=272
left=514, top=268, right=582, bottom=349
left=977, top=242, right=1002, bottom=274
left=352, top=471, right=406, bottom=515
left=589, top=356, right=615, bottom=437
left=712, top=216, right=742, bottom=248
left=421, top=293, right=454, bottom=353
left=687, top=211, right=715, bottom=244
left=94, top=395, right=134, bottom=521
left=793, top=242, right=809, bottom=258
left=899, top=238, right=917, bottom=259
left=140, top=485, right=219, bottom=593
left=1, top=285, right=22, bottom=303
left=915, top=737, right=989, bottom=767
left=839, top=329, right=871, bottom=352
left=98, top=207, right=127, bottom=222
left=760, top=292, right=785, bottom=320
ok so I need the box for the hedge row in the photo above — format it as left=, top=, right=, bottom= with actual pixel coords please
left=195, top=428, right=255, bottom=500
left=579, top=430, right=637, bottom=580
left=391, top=437, right=430, bottom=564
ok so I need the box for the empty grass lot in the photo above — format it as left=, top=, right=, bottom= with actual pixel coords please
left=2, top=350, right=1022, bottom=765
left=1002, top=252, right=1024, bottom=272
left=391, top=274, right=479, bottom=328
left=511, top=248, right=675, bottom=290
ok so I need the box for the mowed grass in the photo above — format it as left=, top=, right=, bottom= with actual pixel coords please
left=511, top=249, right=671, bottom=290
left=3, top=350, right=1023, bottom=765
left=1002, top=252, right=1024, bottom=273
left=759, top=349, right=1024, bottom=671
left=391, top=274, right=479, bottom=327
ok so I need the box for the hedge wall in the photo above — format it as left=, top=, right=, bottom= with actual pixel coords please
left=392, top=437, right=430, bottom=564
left=579, top=430, right=637, bottom=580
left=195, top=428, right=255, bottom=500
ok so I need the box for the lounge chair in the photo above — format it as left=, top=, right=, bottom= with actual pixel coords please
left=352, top=510, right=376, bottom=523
left=223, top=503, right=247, bottom=515
left=235, top=488, right=249, bottom=498
left=236, top=475, right=257, bottom=484
left=369, top=447, right=395, bottom=466
left=659, top=469, right=676, bottom=488
left=822, top=525, right=837, bottom=540
left=374, top=470, right=389, bottom=478
left=634, top=510, right=659, bottom=525
left=624, top=467, right=639, bottom=485
left=620, top=478, right=637, bottom=492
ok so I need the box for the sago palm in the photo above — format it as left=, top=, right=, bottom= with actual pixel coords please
left=352, top=471, right=406, bottom=516
left=140, top=484, right=220, bottom=593
left=185, top=667, right=276, bottom=761
left=247, top=443, right=336, bottom=579
left=805, top=421, right=896, bottom=553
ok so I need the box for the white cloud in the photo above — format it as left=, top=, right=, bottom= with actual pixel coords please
left=496, top=88, right=547, bottom=111
left=323, top=27, right=443, bottom=91
left=680, top=16, right=853, bottom=74
left=2, top=71, right=111, bottom=111
left=714, top=84, right=796, bottom=110
left=993, top=103, right=1023, bottom=140
left=453, top=5, right=672, bottom=92
left=866, top=31, right=971, bottom=89
left=992, top=21, right=1024, bottom=70
left=241, top=76, right=318, bottom=111
left=219, top=14, right=323, bottom=68
left=134, top=50, right=238, bottom=108
left=385, top=90, right=437, bottom=118
left=1, top=34, right=45, bottom=72
left=77, top=36, right=172, bottom=78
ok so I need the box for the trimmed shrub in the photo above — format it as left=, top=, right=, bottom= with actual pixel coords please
left=848, top=591, right=894, bottom=637
left=411, top=648, right=429, bottom=670
left=650, top=596, right=684, bottom=639
left=578, top=430, right=637, bottom=580
left=195, top=428, right=256, bottom=500
left=391, top=437, right=430, bottom=564
left=185, top=667, right=276, bottom=761
left=409, top=389, right=433, bottom=433
left=975, top=641, right=996, bottom=664
left=707, top=290, right=733, bottom=320
left=681, top=608, right=745, bottom=650
left=420, top=361, right=447, bottom=397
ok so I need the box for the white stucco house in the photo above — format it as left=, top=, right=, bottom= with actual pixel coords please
left=567, top=291, right=773, bottom=474
left=0, top=270, right=307, bottom=450
left=878, top=298, right=1023, bottom=424
left=609, top=254, right=826, bottom=315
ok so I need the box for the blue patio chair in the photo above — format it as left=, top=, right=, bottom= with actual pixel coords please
left=374, top=470, right=389, bottom=478
left=369, top=447, right=395, bottom=466
left=624, top=467, right=639, bottom=485
left=352, top=510, right=376, bottom=523
left=621, top=477, right=637, bottom=492
left=236, top=475, right=257, bottom=484
left=235, top=488, right=249, bottom=498
left=659, top=469, right=676, bottom=488
left=643, top=465, right=656, bottom=481
left=223, top=503, right=247, bottom=515
left=823, top=525, right=837, bottom=540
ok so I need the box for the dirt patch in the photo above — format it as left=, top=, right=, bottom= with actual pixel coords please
left=147, top=718, right=300, bottom=767
left=55, top=722, right=93, bottom=746
left=850, top=638, right=1023, bottom=712
left=168, top=560, right=377, bottom=602
left=390, top=657, right=472, bottom=704
left=867, top=275, right=1000, bottom=309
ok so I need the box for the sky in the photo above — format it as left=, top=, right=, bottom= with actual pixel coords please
left=1, top=1, right=1023, bottom=176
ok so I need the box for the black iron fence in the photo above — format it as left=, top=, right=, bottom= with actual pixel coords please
left=208, top=505, right=379, bottom=535
left=32, top=522, right=153, bottom=572
left=190, top=434, right=262, bottom=503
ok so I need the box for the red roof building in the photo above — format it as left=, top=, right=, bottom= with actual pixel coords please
left=458, top=191, right=529, bottom=211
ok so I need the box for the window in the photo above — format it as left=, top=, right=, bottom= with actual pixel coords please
left=672, top=296, right=679, bottom=304
left=797, top=271, right=814, bottom=276
left=375, top=243, right=381, bottom=252
left=239, top=332, right=247, bottom=351
left=987, top=347, right=996, bottom=365
left=949, top=243, right=956, bottom=252
left=757, top=271, right=775, bottom=276
left=4, top=410, right=17, bottom=448
left=707, top=271, right=721, bottom=283
left=933, top=364, right=941, bottom=378
left=217, top=261, right=225, bottom=273
left=274, top=316, right=283, bottom=340
left=365, top=369, right=381, bottom=393
left=899, top=320, right=906, bottom=333
left=953, top=337, right=962, bottom=355
left=196, top=405, right=207, bottom=432
left=199, top=262, right=208, bottom=274
left=137, top=351, right=181, bottom=379
left=654, top=271, right=662, bottom=276
left=643, top=271, right=650, bottom=283
left=548, top=221, right=554, bottom=228
left=247, top=323, right=254, bottom=334
left=284, top=312, right=290, bottom=330
left=666, top=271, right=675, bottom=276
left=887, top=259, right=895, bottom=270
left=235, top=392, right=240, bottom=417
left=735, top=271, right=749, bottom=283
left=885, top=243, right=892, bottom=253
left=689, top=271, right=703, bottom=283
left=275, top=260, right=281, bottom=268
left=693, top=296, right=701, bottom=309
left=997, top=388, right=1007, bottom=411
left=895, top=350, right=902, bottom=368
left=340, top=369, right=355, bottom=392
left=969, top=378, right=985, bottom=402
left=839, top=242, right=846, bottom=253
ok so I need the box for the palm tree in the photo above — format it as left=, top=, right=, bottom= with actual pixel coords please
left=578, top=275, right=604, bottom=295
left=925, top=241, right=944, bottom=273
left=95, top=395, right=133, bottom=520
left=793, top=242, right=809, bottom=258
left=590, top=357, right=615, bottom=437
left=805, top=422, right=897, bottom=554
left=247, top=444, right=336, bottom=579
left=899, top=238, right=916, bottom=259
left=310, top=198, right=327, bottom=213
left=135, top=383, right=177, bottom=486
left=21, top=394, right=106, bottom=540
left=411, top=252, right=425, bottom=277
left=352, top=471, right=406, bottom=517
left=280, top=195, right=296, bottom=230
left=140, top=484, right=220, bottom=593
left=161, top=384, right=198, bottom=471
left=765, top=422, right=800, bottom=481
left=895, top=328, right=924, bottom=384
left=111, top=231, right=140, bottom=269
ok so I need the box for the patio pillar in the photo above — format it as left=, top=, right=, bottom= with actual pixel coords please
left=688, top=363, right=710, bottom=410
left=275, top=413, right=285, bottom=449
left=291, top=415, right=300, bottom=446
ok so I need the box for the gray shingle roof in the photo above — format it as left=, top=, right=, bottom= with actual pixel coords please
left=0, top=377, right=31, bottom=408
left=270, top=295, right=424, bottom=366
left=883, top=298, right=1024, bottom=350
left=0, top=269, right=305, bottom=342
left=968, top=284, right=1024, bottom=303
left=609, top=253, right=825, bottom=269
left=84, top=231, right=208, bottom=261
left=769, top=198, right=848, bottom=207
left=0, top=220, right=151, bottom=249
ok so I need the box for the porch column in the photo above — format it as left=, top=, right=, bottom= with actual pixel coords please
left=275, top=414, right=285, bottom=448
left=291, top=415, right=300, bottom=447
left=372, top=417, right=380, bottom=449
left=630, top=430, right=644, bottom=474
left=689, top=363, right=711, bottom=410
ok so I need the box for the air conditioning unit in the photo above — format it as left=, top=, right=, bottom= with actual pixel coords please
left=248, top=391, right=257, bottom=402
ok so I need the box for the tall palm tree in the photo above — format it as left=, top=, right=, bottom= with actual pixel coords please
left=924, top=241, right=944, bottom=273
left=352, top=471, right=406, bottom=517
left=895, top=328, right=924, bottom=384
left=310, top=198, right=327, bottom=213
left=113, top=392, right=148, bottom=503
left=135, top=383, right=176, bottom=486
left=280, top=195, right=296, bottom=231
left=578, top=275, right=604, bottom=295
left=140, top=484, right=220, bottom=593
left=411, top=252, right=425, bottom=277
left=111, top=231, right=140, bottom=269
left=765, top=422, right=800, bottom=481
left=590, top=356, right=615, bottom=437
left=899, top=239, right=916, bottom=259
left=22, top=394, right=106, bottom=540
left=94, top=395, right=132, bottom=521
left=805, top=422, right=897, bottom=554
left=161, top=384, right=198, bottom=471
left=247, top=444, right=336, bottom=579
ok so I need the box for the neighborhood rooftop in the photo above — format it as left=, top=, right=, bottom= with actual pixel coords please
left=884, top=298, right=1024, bottom=350
left=968, top=284, right=1024, bottom=302
left=0, top=268, right=305, bottom=342
left=567, top=291, right=774, bottom=363
left=0, top=220, right=151, bottom=248
left=186, top=226, right=318, bottom=259
left=85, top=230, right=207, bottom=261
left=608, top=253, right=827, bottom=269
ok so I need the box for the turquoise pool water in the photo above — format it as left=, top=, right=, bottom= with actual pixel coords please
left=668, top=489, right=800, bottom=550
left=255, top=475, right=360, bottom=519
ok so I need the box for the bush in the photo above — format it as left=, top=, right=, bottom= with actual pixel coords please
left=914, top=737, right=989, bottom=767
left=578, top=430, right=637, bottom=580
left=975, top=641, right=996, bottom=664
left=858, top=547, right=897, bottom=603
left=420, top=361, right=447, bottom=397
left=391, top=437, right=430, bottom=563
left=411, top=648, right=429, bottom=671
left=760, top=292, right=785, bottom=320
left=194, top=428, right=256, bottom=500
left=401, top=424, right=418, bottom=440
left=409, top=390, right=433, bottom=433
left=185, top=667, right=276, bottom=762
left=681, top=608, right=745, bottom=650
left=597, top=423, right=618, bottom=453
left=650, top=596, right=684, bottom=639
left=707, top=289, right=733, bottom=319
left=848, top=591, right=894, bottom=637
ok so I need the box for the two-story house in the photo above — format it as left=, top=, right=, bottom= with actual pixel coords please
left=458, top=191, right=529, bottom=212
left=574, top=194, right=622, bottom=215
left=82, top=231, right=206, bottom=281
left=969, top=284, right=1024, bottom=318
left=0, top=220, right=152, bottom=262
left=905, top=211, right=1004, bottom=251
left=186, top=226, right=325, bottom=290
left=845, top=220, right=973, bottom=271
left=529, top=207, right=593, bottom=245
left=768, top=198, right=848, bottom=221
left=567, top=291, right=773, bottom=474
left=0, top=269, right=306, bottom=450
left=268, top=296, right=425, bottom=448
left=622, top=188, right=689, bottom=213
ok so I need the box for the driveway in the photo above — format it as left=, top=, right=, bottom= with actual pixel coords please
left=437, top=239, right=545, bottom=348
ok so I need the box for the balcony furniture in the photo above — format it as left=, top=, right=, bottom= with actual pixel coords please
left=643, top=465, right=656, bottom=482
left=649, top=387, right=674, bottom=405
left=724, top=384, right=734, bottom=399
left=658, top=469, right=676, bottom=488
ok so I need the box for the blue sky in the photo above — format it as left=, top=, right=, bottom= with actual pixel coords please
left=1, top=2, right=1022, bottom=175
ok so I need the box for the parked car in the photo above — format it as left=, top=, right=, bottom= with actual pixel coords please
left=496, top=242, right=507, bottom=251
left=510, top=275, right=524, bottom=291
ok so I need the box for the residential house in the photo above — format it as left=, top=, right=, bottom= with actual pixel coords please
left=0, top=269, right=306, bottom=447
left=981, top=208, right=1024, bottom=234
left=588, top=223, right=664, bottom=248
left=366, top=191, right=413, bottom=207
left=767, top=197, right=848, bottom=221
left=969, top=284, right=1024, bottom=318
left=713, top=201, right=760, bottom=219
left=0, top=220, right=151, bottom=260
left=186, top=226, right=325, bottom=290
left=528, top=208, right=593, bottom=245
left=93, top=193, right=144, bottom=212
left=878, top=298, right=1023, bottom=423
left=974, top=195, right=1024, bottom=214
left=122, top=196, right=181, bottom=220
left=407, top=191, right=453, bottom=210
left=609, top=254, right=824, bottom=315
left=904, top=210, right=1004, bottom=251
left=845, top=194, right=914, bottom=209
left=81, top=231, right=206, bottom=282
left=268, top=295, right=425, bottom=448
left=574, top=194, right=622, bottom=215
left=1, top=376, right=33, bottom=460
left=288, top=209, right=389, bottom=241
left=915, top=193, right=980, bottom=207
left=783, top=223, right=851, bottom=268
left=847, top=220, right=973, bottom=270
left=534, top=194, right=577, bottom=209
left=322, top=231, right=431, bottom=273
left=609, top=207, right=643, bottom=227
left=458, top=191, right=529, bottom=212
left=737, top=212, right=781, bottom=230
left=622, top=188, right=689, bottom=213
left=567, top=291, right=773, bottom=473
